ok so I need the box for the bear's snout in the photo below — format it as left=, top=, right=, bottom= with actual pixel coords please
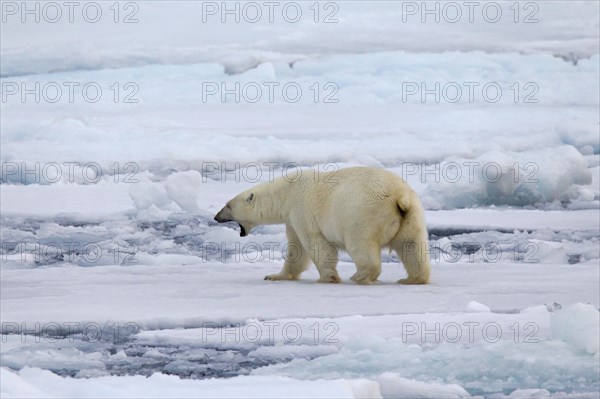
left=214, top=207, right=233, bottom=223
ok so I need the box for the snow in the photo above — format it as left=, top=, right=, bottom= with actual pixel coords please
left=376, top=374, right=470, bottom=399
left=1, top=1, right=599, bottom=398
left=1, top=368, right=380, bottom=399
left=3, top=304, right=598, bottom=397
left=420, top=146, right=594, bottom=209
left=466, top=301, right=491, bottom=313
left=2, top=1, right=599, bottom=77
left=551, top=303, right=600, bottom=355
left=2, top=53, right=599, bottom=169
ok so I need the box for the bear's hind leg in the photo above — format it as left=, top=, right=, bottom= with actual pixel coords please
left=391, top=237, right=430, bottom=285
left=347, top=242, right=381, bottom=285
left=265, top=226, right=310, bottom=281
left=308, top=235, right=340, bottom=284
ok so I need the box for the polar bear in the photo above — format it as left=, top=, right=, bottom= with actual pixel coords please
left=214, top=166, right=430, bottom=284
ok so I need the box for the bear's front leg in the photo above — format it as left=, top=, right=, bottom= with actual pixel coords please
left=309, top=236, right=340, bottom=284
left=264, top=273, right=293, bottom=281
left=265, top=225, right=311, bottom=281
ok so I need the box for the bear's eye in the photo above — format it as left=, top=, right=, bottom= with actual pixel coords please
left=246, top=193, right=254, bottom=202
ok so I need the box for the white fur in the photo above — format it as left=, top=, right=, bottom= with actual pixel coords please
left=215, top=166, right=431, bottom=284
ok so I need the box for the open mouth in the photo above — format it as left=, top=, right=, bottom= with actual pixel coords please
left=214, top=214, right=247, bottom=237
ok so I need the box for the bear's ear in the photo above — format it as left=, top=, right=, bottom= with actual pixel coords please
left=246, top=192, right=254, bottom=203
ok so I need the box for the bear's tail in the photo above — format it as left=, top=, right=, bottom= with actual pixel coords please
left=393, top=190, right=431, bottom=284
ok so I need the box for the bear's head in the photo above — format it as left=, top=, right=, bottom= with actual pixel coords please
left=214, top=190, right=257, bottom=237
